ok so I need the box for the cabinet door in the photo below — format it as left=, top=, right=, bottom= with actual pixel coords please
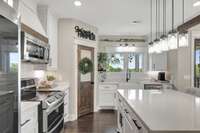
left=99, top=90, right=115, bottom=106
left=99, top=85, right=117, bottom=107
left=47, top=11, right=58, bottom=70
left=21, top=118, right=35, bottom=133
left=123, top=116, right=139, bottom=133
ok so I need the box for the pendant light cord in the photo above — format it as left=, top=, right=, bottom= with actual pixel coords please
left=156, top=0, right=158, bottom=39
left=163, top=0, right=166, bottom=35
left=172, top=0, right=174, bottom=30
left=150, top=0, right=153, bottom=42
left=182, top=0, right=185, bottom=24
left=158, top=0, right=160, bottom=37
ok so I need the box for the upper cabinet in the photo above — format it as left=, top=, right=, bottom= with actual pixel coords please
left=149, top=52, right=167, bottom=71
left=46, top=11, right=58, bottom=70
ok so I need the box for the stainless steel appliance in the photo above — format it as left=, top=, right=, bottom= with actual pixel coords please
left=42, top=92, right=64, bottom=133
left=21, top=32, right=50, bottom=64
left=144, top=84, right=163, bottom=90
left=158, top=72, right=166, bottom=81
left=0, top=15, right=19, bottom=133
left=21, top=79, right=65, bottom=133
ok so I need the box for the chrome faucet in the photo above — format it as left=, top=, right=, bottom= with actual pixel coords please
left=126, top=70, right=131, bottom=82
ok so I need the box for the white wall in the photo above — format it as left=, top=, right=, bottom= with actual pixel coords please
left=58, top=18, right=98, bottom=121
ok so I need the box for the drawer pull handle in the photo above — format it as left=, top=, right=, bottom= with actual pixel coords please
left=21, top=119, right=31, bottom=127
left=124, top=109, right=129, bottom=114
left=132, top=119, right=142, bottom=130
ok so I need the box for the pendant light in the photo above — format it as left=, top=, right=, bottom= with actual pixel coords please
left=149, top=0, right=154, bottom=53
left=160, top=0, right=169, bottom=51
left=154, top=0, right=161, bottom=53
left=179, top=0, right=189, bottom=47
left=168, top=0, right=178, bottom=50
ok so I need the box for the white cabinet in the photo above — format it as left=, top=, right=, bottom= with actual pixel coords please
left=21, top=102, right=39, bottom=133
left=46, top=11, right=58, bottom=70
left=117, top=94, right=148, bottom=133
left=124, top=115, right=139, bottom=133
left=64, top=88, right=69, bottom=122
left=149, top=53, right=167, bottom=71
left=99, top=84, right=117, bottom=108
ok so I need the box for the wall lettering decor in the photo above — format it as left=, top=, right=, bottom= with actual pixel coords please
left=75, top=26, right=96, bottom=41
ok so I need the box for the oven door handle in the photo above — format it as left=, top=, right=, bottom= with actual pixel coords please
left=46, top=100, right=64, bottom=114
left=48, top=118, right=64, bottom=133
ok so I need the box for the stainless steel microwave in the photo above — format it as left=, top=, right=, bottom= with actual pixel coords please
left=21, top=32, right=50, bottom=64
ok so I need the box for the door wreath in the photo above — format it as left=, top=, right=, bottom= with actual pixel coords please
left=79, top=57, right=93, bottom=74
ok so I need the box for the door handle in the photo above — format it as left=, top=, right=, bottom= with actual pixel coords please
left=91, top=82, right=94, bottom=85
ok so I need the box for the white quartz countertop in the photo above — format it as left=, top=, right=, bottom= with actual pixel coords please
left=21, top=101, right=40, bottom=112
left=118, top=89, right=200, bottom=132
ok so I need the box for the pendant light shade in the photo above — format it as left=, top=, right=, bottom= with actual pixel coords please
left=160, top=0, right=169, bottom=52
left=168, top=0, right=178, bottom=50
left=179, top=0, right=189, bottom=48
left=179, top=33, right=188, bottom=47
left=168, top=32, right=178, bottom=50
left=148, top=0, right=155, bottom=54
left=160, top=36, right=168, bottom=51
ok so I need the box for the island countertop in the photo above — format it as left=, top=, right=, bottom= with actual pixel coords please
left=117, top=89, right=200, bottom=132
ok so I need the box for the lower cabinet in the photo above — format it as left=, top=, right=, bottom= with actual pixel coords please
left=64, top=89, right=69, bottom=122
left=21, top=103, right=39, bottom=133
left=117, top=93, right=148, bottom=133
left=124, top=115, right=139, bottom=133
left=99, top=84, right=117, bottom=109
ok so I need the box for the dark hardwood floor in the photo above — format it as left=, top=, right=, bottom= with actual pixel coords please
left=64, top=110, right=117, bottom=133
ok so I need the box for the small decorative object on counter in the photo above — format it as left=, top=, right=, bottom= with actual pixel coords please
left=38, top=75, right=56, bottom=89
left=47, top=75, right=56, bottom=81
left=98, top=53, right=108, bottom=72
left=79, top=57, right=93, bottom=74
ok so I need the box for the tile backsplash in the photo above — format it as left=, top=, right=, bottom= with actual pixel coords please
left=21, top=63, right=47, bottom=79
left=21, top=63, right=62, bottom=81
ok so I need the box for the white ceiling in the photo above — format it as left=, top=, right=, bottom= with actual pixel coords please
left=38, top=0, right=200, bottom=36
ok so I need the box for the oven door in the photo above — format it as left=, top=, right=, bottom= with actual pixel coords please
left=43, top=102, right=64, bottom=133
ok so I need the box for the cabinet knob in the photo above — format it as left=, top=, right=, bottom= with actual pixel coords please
left=124, top=109, right=129, bottom=114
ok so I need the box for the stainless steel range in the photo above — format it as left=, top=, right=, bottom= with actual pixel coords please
left=21, top=78, right=65, bottom=133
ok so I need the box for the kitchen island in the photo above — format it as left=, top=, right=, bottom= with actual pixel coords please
left=117, top=89, right=200, bottom=133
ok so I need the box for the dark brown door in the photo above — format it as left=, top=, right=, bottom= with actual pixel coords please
left=78, top=45, right=94, bottom=117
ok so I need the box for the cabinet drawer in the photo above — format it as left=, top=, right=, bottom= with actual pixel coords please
left=21, top=118, right=36, bottom=133
left=117, top=94, right=124, bottom=109
left=21, top=107, right=37, bottom=126
left=99, top=91, right=115, bottom=106
left=99, top=85, right=117, bottom=90
left=123, top=102, right=148, bottom=133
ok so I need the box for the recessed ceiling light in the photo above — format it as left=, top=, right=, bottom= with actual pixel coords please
left=193, top=1, right=200, bottom=7
left=74, top=0, right=82, bottom=7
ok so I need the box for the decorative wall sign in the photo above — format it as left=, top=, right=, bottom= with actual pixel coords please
left=75, top=26, right=96, bottom=41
